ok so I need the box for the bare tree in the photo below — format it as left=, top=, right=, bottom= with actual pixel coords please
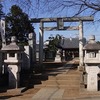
left=38, top=0, right=100, bottom=18
left=2, top=0, right=100, bottom=18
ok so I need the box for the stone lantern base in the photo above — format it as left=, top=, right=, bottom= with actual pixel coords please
left=8, top=65, right=20, bottom=89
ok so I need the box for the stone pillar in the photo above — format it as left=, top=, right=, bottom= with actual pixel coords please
left=0, top=52, right=2, bottom=74
left=62, top=50, right=65, bottom=62
left=22, top=46, right=30, bottom=70
left=0, top=19, right=6, bottom=47
left=78, top=21, right=84, bottom=69
left=28, top=33, right=33, bottom=68
left=39, top=22, right=44, bottom=64
left=86, top=66, right=99, bottom=91
left=28, top=32, right=36, bottom=64
left=0, top=20, right=6, bottom=74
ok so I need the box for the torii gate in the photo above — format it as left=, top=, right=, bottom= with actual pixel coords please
left=30, top=16, right=94, bottom=67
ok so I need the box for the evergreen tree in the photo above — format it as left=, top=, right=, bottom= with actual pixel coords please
left=46, top=34, right=61, bottom=56
left=5, top=5, right=34, bottom=43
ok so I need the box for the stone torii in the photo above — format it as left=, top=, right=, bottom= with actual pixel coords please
left=30, top=16, right=94, bottom=68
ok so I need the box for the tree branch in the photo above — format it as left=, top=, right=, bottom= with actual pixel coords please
left=81, top=0, right=100, bottom=11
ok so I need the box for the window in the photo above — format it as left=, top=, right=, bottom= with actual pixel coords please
left=89, top=52, right=96, bottom=58
left=9, top=53, right=15, bottom=57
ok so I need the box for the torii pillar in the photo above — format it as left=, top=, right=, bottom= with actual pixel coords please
left=39, top=22, right=44, bottom=64
left=79, top=21, right=84, bottom=69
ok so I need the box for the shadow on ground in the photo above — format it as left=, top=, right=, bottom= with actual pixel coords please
left=0, top=60, right=79, bottom=95
left=0, top=94, right=22, bottom=99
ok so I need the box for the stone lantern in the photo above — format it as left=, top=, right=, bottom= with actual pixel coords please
left=83, top=35, right=100, bottom=91
left=54, top=49, right=61, bottom=62
left=1, top=36, right=24, bottom=89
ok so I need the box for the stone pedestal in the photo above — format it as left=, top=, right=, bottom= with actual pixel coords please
left=86, top=66, right=99, bottom=91
left=8, top=65, right=20, bottom=88
left=55, top=55, right=61, bottom=62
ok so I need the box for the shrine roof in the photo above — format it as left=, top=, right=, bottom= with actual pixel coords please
left=60, top=37, right=86, bottom=49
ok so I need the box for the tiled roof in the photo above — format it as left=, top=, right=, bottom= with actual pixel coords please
left=60, top=37, right=86, bottom=49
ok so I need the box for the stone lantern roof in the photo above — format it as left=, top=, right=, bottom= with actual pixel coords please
left=1, top=36, right=24, bottom=51
left=83, top=35, right=100, bottom=50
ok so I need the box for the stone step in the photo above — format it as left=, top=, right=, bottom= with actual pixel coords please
left=45, top=68, right=67, bottom=72
left=79, top=91, right=100, bottom=97
left=33, top=74, right=48, bottom=80
left=34, top=84, right=46, bottom=88
left=66, top=70, right=80, bottom=74
left=32, top=88, right=64, bottom=100
left=42, top=80, right=80, bottom=85
left=63, top=89, right=80, bottom=98
left=34, top=84, right=80, bottom=89
left=32, top=79, right=42, bottom=84
left=48, top=75, right=80, bottom=80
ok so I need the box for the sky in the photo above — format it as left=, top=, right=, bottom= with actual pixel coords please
left=2, top=0, right=100, bottom=43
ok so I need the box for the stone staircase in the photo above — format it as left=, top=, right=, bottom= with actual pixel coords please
left=20, top=60, right=100, bottom=99
left=34, top=69, right=81, bottom=88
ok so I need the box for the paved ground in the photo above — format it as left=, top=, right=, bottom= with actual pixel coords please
left=0, top=59, right=100, bottom=100
left=0, top=88, right=39, bottom=100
